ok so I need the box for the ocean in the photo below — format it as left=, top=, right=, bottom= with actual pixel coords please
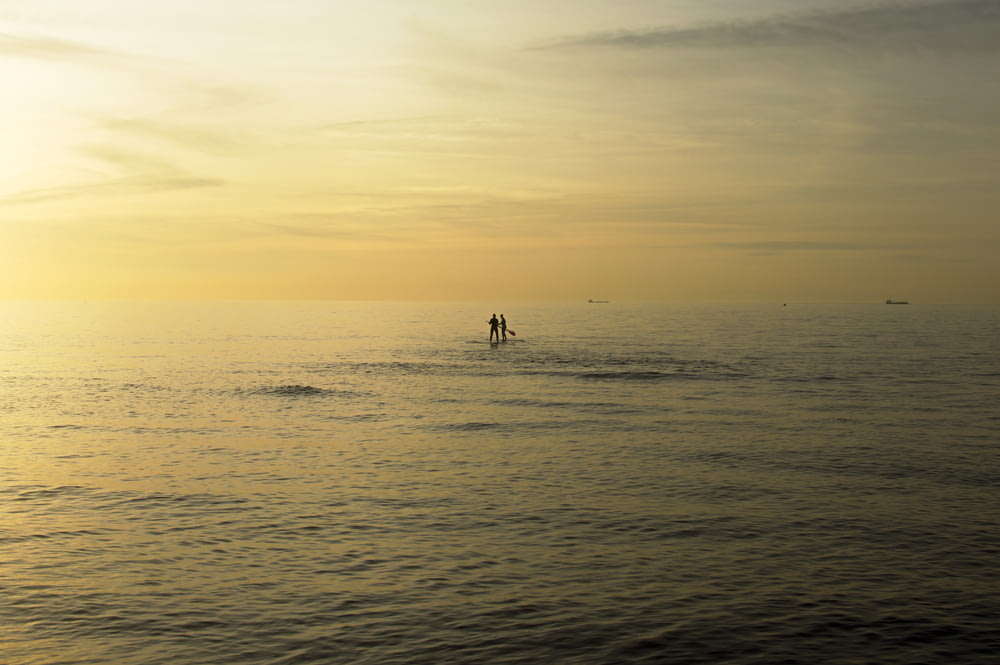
left=2, top=301, right=998, bottom=665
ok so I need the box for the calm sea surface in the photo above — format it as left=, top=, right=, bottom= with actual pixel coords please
left=2, top=301, right=998, bottom=665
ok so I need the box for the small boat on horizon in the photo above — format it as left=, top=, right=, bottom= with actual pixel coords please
left=588, top=299, right=609, bottom=303
left=885, top=299, right=910, bottom=305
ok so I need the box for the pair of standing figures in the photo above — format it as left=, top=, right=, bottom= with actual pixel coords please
left=487, top=313, right=512, bottom=343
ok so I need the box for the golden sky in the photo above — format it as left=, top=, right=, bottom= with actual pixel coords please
left=2, top=0, right=999, bottom=302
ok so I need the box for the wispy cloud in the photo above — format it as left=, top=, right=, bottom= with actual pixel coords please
left=2, top=28, right=262, bottom=209
left=705, top=240, right=898, bottom=253
left=537, top=0, right=1000, bottom=55
left=0, top=145, right=223, bottom=208
left=97, top=115, right=246, bottom=155
left=0, top=176, right=221, bottom=208
left=0, top=31, right=121, bottom=61
left=2, top=29, right=265, bottom=109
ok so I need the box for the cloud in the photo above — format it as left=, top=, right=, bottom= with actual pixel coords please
left=255, top=215, right=397, bottom=242
left=2, top=30, right=266, bottom=111
left=0, top=31, right=121, bottom=61
left=97, top=115, right=245, bottom=155
left=705, top=240, right=897, bottom=252
left=536, top=0, right=1000, bottom=55
left=0, top=145, right=223, bottom=208
left=0, top=175, right=222, bottom=208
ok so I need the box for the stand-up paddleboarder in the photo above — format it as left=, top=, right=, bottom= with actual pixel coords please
left=488, top=313, right=500, bottom=343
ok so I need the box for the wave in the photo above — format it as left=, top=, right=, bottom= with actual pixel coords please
left=517, top=369, right=731, bottom=381
left=10, top=485, right=91, bottom=501
left=437, top=421, right=504, bottom=432
left=578, top=370, right=678, bottom=381
left=307, top=361, right=451, bottom=377
left=245, top=384, right=347, bottom=397
left=505, top=354, right=751, bottom=382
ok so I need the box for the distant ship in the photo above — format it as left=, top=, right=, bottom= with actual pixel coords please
left=588, top=299, right=609, bottom=303
left=885, top=299, right=910, bottom=305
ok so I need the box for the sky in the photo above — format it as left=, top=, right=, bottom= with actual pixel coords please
left=2, top=0, right=999, bottom=302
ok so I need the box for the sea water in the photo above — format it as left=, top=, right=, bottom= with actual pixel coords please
left=1, top=301, right=997, bottom=665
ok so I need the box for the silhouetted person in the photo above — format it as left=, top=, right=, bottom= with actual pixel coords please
left=500, top=314, right=507, bottom=341
left=488, top=314, right=500, bottom=342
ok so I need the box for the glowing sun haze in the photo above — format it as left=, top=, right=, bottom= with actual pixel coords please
left=3, top=0, right=999, bottom=302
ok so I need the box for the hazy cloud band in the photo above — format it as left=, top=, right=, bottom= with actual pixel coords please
left=537, top=0, right=1000, bottom=55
